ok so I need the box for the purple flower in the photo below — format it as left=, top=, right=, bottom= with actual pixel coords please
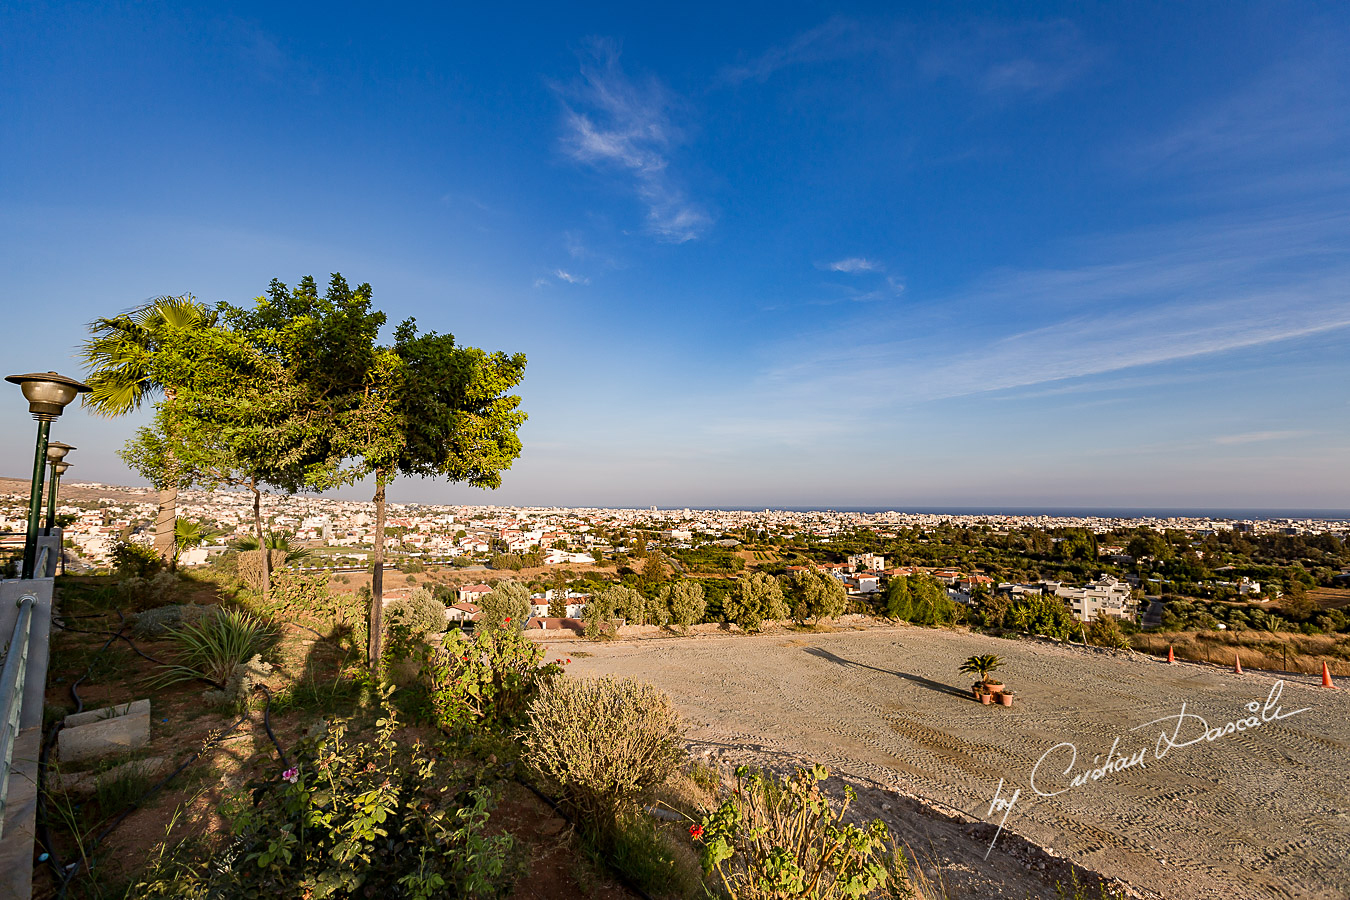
left=283, top=766, right=299, bottom=783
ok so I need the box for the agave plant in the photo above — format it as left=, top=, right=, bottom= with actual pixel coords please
left=959, top=653, right=1004, bottom=684
left=152, top=607, right=275, bottom=688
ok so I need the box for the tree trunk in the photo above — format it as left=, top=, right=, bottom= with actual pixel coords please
left=155, top=388, right=179, bottom=567
left=368, top=472, right=388, bottom=667
left=155, top=485, right=178, bottom=567
left=251, top=477, right=270, bottom=603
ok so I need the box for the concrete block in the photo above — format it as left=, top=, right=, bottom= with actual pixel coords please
left=59, top=699, right=150, bottom=764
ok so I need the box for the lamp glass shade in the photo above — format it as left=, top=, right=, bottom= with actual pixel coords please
left=6, top=371, right=92, bottom=420
left=54, top=461, right=71, bottom=475
left=47, top=441, right=75, bottom=462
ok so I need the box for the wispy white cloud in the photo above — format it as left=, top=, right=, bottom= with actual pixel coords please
left=918, top=20, right=1098, bottom=97
left=743, top=208, right=1350, bottom=425
left=1128, top=45, right=1349, bottom=176
left=1214, top=431, right=1309, bottom=446
left=556, top=39, right=712, bottom=243
left=719, top=18, right=874, bottom=85
left=823, top=257, right=880, bottom=273
left=554, top=269, right=589, bottom=285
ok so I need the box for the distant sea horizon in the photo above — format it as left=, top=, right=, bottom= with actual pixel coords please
left=652, top=506, right=1350, bottom=521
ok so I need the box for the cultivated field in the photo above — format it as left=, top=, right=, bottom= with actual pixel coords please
left=562, top=626, right=1350, bottom=900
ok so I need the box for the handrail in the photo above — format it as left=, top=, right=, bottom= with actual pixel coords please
left=36, top=545, right=51, bottom=579
left=0, top=592, right=36, bottom=839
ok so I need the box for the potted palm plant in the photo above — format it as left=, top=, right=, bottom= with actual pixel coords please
left=960, top=654, right=1005, bottom=703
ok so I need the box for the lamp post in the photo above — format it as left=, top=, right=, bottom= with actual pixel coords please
left=5, top=372, right=90, bottom=578
left=45, top=443, right=75, bottom=534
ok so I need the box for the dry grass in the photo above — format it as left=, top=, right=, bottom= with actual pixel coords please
left=1133, top=629, right=1350, bottom=675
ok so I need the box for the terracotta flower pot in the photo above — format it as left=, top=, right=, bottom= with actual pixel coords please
left=983, top=680, right=1004, bottom=693
left=997, top=692, right=1013, bottom=707
left=979, top=692, right=993, bottom=704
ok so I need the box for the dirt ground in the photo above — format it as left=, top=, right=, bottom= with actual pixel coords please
left=562, top=625, right=1350, bottom=900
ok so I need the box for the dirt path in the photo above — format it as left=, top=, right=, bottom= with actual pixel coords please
left=560, top=626, right=1350, bottom=900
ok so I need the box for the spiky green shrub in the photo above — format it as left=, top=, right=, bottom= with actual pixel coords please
left=152, top=607, right=274, bottom=689
left=958, top=654, right=1003, bottom=683
left=523, top=676, right=684, bottom=824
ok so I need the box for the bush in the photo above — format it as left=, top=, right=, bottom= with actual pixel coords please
left=387, top=587, right=449, bottom=641
left=523, top=676, right=684, bottom=824
left=696, top=765, right=899, bottom=900
left=202, top=654, right=274, bottom=711
left=134, top=691, right=519, bottom=899
left=663, top=581, right=707, bottom=629
left=783, top=570, right=848, bottom=625
left=118, top=571, right=181, bottom=610
left=111, top=539, right=163, bottom=578
left=723, top=572, right=786, bottom=632
left=1085, top=615, right=1130, bottom=650
left=152, top=607, right=275, bottom=690
left=478, top=582, right=531, bottom=630
left=427, top=628, right=562, bottom=733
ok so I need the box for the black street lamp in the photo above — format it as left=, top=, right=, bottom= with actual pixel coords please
left=45, top=442, right=75, bottom=535
left=5, top=372, right=90, bottom=578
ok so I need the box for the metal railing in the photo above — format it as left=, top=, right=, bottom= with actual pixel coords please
left=0, top=592, right=35, bottom=839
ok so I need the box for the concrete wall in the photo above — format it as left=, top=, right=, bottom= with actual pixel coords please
left=0, top=577, right=53, bottom=731
left=0, top=575, right=53, bottom=899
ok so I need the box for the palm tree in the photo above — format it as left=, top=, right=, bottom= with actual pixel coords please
left=959, top=653, right=1004, bottom=685
left=173, top=518, right=207, bottom=568
left=81, top=295, right=217, bottom=565
left=230, top=531, right=312, bottom=565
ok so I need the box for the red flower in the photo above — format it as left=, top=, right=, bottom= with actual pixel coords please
left=689, top=825, right=704, bottom=839
left=566, top=658, right=572, bottom=664
left=505, top=617, right=512, bottom=623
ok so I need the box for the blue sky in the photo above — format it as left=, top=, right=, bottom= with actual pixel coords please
left=2, top=2, right=1348, bottom=510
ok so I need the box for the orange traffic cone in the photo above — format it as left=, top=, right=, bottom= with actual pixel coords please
left=1166, top=645, right=1174, bottom=665
left=1323, top=662, right=1338, bottom=689
left=1233, top=652, right=1243, bottom=675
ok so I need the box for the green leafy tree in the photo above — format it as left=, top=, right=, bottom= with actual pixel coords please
left=233, top=278, right=525, bottom=667
left=782, top=569, right=848, bottom=625
left=723, top=572, right=786, bottom=632
left=119, top=313, right=347, bottom=601
left=82, top=295, right=218, bottom=564
left=642, top=551, right=670, bottom=592
left=346, top=315, right=526, bottom=666
left=479, top=581, right=531, bottom=630
left=884, top=575, right=914, bottom=620
left=663, top=580, right=706, bottom=630
left=583, top=585, right=625, bottom=638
